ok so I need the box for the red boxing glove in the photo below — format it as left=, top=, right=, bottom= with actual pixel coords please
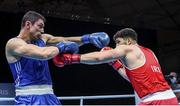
left=53, top=53, right=80, bottom=67
left=101, top=47, right=123, bottom=70
left=109, top=59, right=123, bottom=71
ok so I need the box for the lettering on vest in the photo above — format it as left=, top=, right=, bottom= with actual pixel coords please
left=151, top=65, right=161, bottom=73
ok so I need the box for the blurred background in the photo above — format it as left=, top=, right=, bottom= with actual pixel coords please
left=0, top=0, right=180, bottom=105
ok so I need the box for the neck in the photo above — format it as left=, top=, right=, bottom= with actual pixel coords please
left=133, top=43, right=138, bottom=46
left=130, top=40, right=137, bottom=45
left=17, top=29, right=31, bottom=42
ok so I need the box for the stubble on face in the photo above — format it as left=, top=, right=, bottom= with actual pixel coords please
left=30, top=19, right=44, bottom=40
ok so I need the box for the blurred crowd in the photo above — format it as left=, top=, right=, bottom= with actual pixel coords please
left=165, top=71, right=180, bottom=102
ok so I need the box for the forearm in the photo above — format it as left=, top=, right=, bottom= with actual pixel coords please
left=80, top=51, right=115, bottom=64
left=39, top=47, right=59, bottom=60
left=17, top=46, right=59, bottom=60
left=46, top=32, right=110, bottom=48
left=63, top=36, right=83, bottom=46
left=80, top=53, right=101, bottom=64
left=47, top=36, right=83, bottom=46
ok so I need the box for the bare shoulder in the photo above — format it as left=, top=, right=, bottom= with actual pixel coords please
left=114, top=44, right=142, bottom=59
left=6, top=38, right=26, bottom=50
left=119, top=45, right=145, bottom=69
left=7, top=37, right=25, bottom=43
left=6, top=37, right=27, bottom=55
left=129, top=45, right=145, bottom=62
left=128, top=45, right=143, bottom=55
left=6, top=38, right=26, bottom=63
left=115, top=45, right=134, bottom=52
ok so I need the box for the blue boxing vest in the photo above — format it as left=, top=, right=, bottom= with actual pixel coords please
left=9, top=39, right=52, bottom=88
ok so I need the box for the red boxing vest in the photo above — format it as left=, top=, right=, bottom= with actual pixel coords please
left=125, top=46, right=170, bottom=98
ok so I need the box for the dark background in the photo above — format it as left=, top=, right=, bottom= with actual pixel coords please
left=0, top=12, right=158, bottom=105
left=0, top=9, right=180, bottom=105
left=0, top=0, right=180, bottom=105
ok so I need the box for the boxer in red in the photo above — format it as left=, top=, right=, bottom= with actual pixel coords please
left=53, top=28, right=179, bottom=105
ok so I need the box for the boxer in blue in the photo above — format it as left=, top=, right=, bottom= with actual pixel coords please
left=5, top=11, right=110, bottom=105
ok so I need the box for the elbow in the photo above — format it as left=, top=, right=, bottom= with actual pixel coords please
left=40, top=47, right=59, bottom=60
left=40, top=51, right=58, bottom=60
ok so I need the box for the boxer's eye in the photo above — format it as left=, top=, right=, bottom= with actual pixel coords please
left=116, top=40, right=120, bottom=44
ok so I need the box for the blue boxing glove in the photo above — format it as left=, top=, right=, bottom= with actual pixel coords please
left=56, top=41, right=79, bottom=54
left=81, top=32, right=110, bottom=48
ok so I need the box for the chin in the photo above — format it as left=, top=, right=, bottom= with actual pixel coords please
left=36, top=34, right=42, bottom=39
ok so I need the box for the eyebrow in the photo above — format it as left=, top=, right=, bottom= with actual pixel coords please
left=39, top=23, right=45, bottom=27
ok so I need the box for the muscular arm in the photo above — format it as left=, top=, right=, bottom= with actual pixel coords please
left=43, top=34, right=83, bottom=46
left=80, top=45, right=130, bottom=64
left=6, top=38, right=59, bottom=60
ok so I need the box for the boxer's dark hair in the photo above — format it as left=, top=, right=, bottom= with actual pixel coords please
left=113, top=28, right=138, bottom=41
left=21, top=11, right=46, bottom=28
